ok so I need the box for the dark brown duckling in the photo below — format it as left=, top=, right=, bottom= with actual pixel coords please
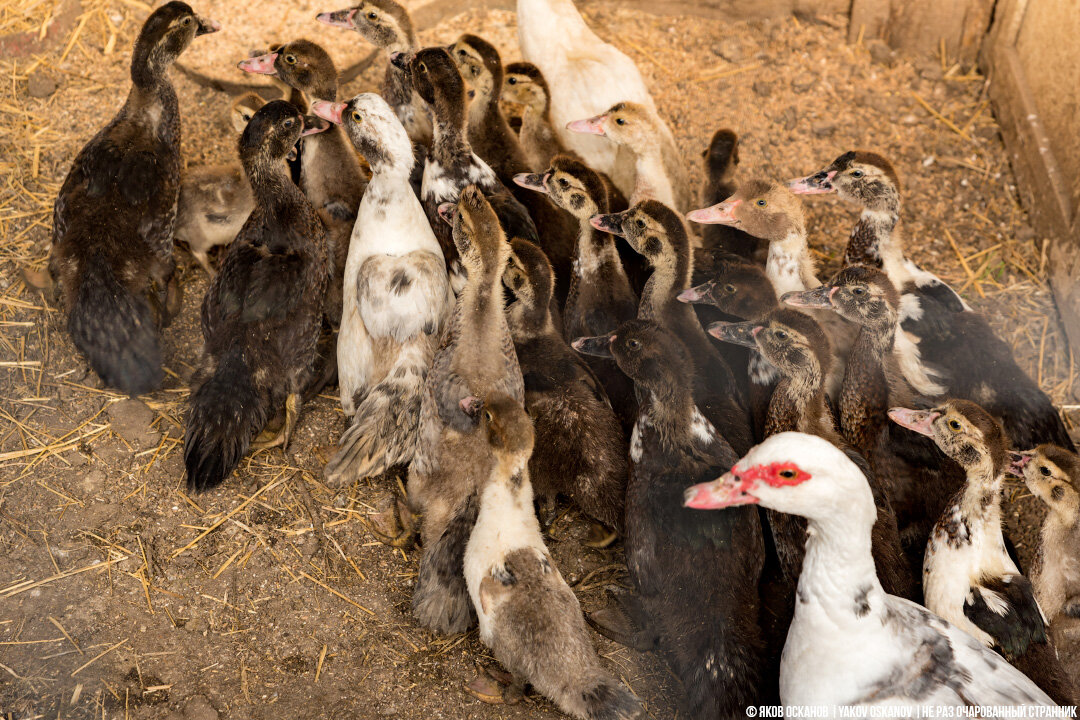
left=699, top=128, right=759, bottom=260
left=503, top=238, right=628, bottom=535
left=592, top=200, right=752, bottom=455
left=49, top=2, right=219, bottom=396
left=575, top=319, right=768, bottom=717
left=391, top=47, right=537, bottom=292
left=514, top=156, right=638, bottom=430
left=500, top=62, right=565, bottom=172
left=1011, top=445, right=1080, bottom=623
left=448, top=35, right=577, bottom=302
left=184, top=101, right=330, bottom=491
left=238, top=39, right=365, bottom=324
left=891, top=401, right=1077, bottom=705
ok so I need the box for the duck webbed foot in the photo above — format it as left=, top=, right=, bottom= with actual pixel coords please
left=251, top=393, right=301, bottom=451
left=464, top=663, right=524, bottom=705
left=365, top=494, right=417, bottom=548
left=583, top=521, right=619, bottom=549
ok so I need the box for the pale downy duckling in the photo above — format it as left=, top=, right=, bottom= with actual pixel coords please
left=185, top=101, right=330, bottom=491
left=568, top=102, right=689, bottom=213
left=685, top=432, right=1062, bottom=710
left=501, top=62, right=566, bottom=172
left=49, top=2, right=219, bottom=396
left=175, top=93, right=266, bottom=274
left=316, top=0, right=432, bottom=146
left=575, top=319, right=768, bottom=717
left=890, top=400, right=1077, bottom=704
left=790, top=151, right=1074, bottom=453
left=503, top=238, right=628, bottom=535
left=407, top=186, right=524, bottom=635
left=238, top=39, right=366, bottom=324
left=312, top=94, right=453, bottom=487
left=464, top=394, right=642, bottom=720
left=1012, top=445, right=1080, bottom=623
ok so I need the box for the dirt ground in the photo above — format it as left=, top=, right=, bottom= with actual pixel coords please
left=1, top=1, right=1079, bottom=718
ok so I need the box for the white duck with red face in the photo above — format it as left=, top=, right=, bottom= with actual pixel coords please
left=684, top=432, right=1060, bottom=710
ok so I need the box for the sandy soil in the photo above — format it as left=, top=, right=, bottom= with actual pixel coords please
left=1, top=1, right=1078, bottom=718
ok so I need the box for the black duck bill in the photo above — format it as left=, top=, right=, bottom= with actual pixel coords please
left=707, top=320, right=762, bottom=348
left=781, top=285, right=836, bottom=310
left=787, top=169, right=837, bottom=195
left=571, top=333, right=615, bottom=358
left=513, top=172, right=548, bottom=194
left=589, top=211, right=626, bottom=236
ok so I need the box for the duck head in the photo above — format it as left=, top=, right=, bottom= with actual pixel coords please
left=316, top=0, right=416, bottom=53
left=591, top=200, right=686, bottom=267
left=783, top=265, right=899, bottom=330
left=480, top=393, right=535, bottom=476
left=889, top=399, right=1008, bottom=476
left=679, top=256, right=776, bottom=320
left=501, top=62, right=550, bottom=116
left=132, top=2, right=219, bottom=85
left=451, top=185, right=509, bottom=280
left=709, top=308, right=830, bottom=380
left=393, top=47, right=466, bottom=127
left=702, top=128, right=740, bottom=185
left=788, top=150, right=901, bottom=211
left=567, top=102, right=658, bottom=153
left=503, top=238, right=555, bottom=333
left=1010, top=445, right=1080, bottom=516
left=574, top=319, right=690, bottom=390
left=230, top=92, right=266, bottom=133
left=311, top=93, right=413, bottom=171
left=515, top=155, right=609, bottom=219
left=238, top=100, right=307, bottom=170
left=687, top=179, right=805, bottom=243
left=238, top=39, right=340, bottom=102
left=447, top=34, right=503, bottom=107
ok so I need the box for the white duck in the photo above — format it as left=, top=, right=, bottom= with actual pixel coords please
left=516, top=0, right=669, bottom=199
left=684, top=432, right=1061, bottom=710
left=312, top=94, right=453, bottom=486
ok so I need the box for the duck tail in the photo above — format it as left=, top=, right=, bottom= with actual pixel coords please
left=68, top=252, right=162, bottom=395
left=184, top=346, right=270, bottom=492
left=575, top=676, right=642, bottom=720
left=323, top=343, right=428, bottom=487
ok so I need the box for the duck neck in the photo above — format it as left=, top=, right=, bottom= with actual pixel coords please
left=767, top=367, right=829, bottom=437
left=839, top=319, right=895, bottom=441
left=432, top=105, right=472, bottom=166
left=766, top=227, right=818, bottom=295
left=640, top=242, right=691, bottom=319
left=507, top=292, right=555, bottom=341
left=641, top=384, right=697, bottom=451
left=843, top=195, right=902, bottom=268
left=957, top=459, right=1005, bottom=530
left=631, top=147, right=673, bottom=206
left=798, top=505, right=884, bottom=623
left=517, top=0, right=591, bottom=37
left=575, top=211, right=621, bottom=277
left=246, top=157, right=302, bottom=208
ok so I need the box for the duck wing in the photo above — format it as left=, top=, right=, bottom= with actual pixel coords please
left=357, top=251, right=451, bottom=343
left=963, top=575, right=1048, bottom=661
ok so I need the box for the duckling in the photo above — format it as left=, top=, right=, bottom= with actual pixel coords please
left=391, top=47, right=537, bottom=292
left=568, top=102, right=689, bottom=213
left=699, top=128, right=758, bottom=259
left=448, top=35, right=577, bottom=300
left=591, top=200, right=752, bottom=454
left=709, top=309, right=913, bottom=601
left=238, top=40, right=366, bottom=324
left=513, top=156, right=638, bottom=429
left=500, top=62, right=566, bottom=173
left=49, top=2, right=219, bottom=396
left=316, top=0, right=431, bottom=146
left=408, top=186, right=524, bottom=635
left=685, top=432, right=1062, bottom=710
left=184, top=101, right=330, bottom=491
left=464, top=394, right=642, bottom=720
left=503, top=238, right=627, bottom=533
left=1012, top=445, right=1080, bottom=623
left=311, top=94, right=453, bottom=487
left=890, top=400, right=1077, bottom=704
left=790, top=151, right=1074, bottom=452
left=575, top=319, right=767, bottom=718
left=174, top=93, right=267, bottom=275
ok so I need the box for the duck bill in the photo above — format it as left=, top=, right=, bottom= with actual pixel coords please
left=571, top=333, right=615, bottom=358
left=195, top=15, right=222, bottom=36
left=888, top=408, right=940, bottom=437
left=787, top=170, right=836, bottom=195
left=782, top=285, right=836, bottom=310
left=315, top=8, right=357, bottom=29
left=437, top=202, right=457, bottom=226
left=301, top=115, right=330, bottom=136
left=238, top=51, right=278, bottom=75
left=677, top=281, right=715, bottom=305
left=513, top=172, right=548, bottom=194
left=1008, top=450, right=1034, bottom=477
left=389, top=51, right=414, bottom=70
left=686, top=199, right=740, bottom=225
left=684, top=474, right=758, bottom=509
left=311, top=100, right=346, bottom=125
left=590, top=212, right=625, bottom=236
left=707, top=320, right=761, bottom=349
left=567, top=115, right=607, bottom=136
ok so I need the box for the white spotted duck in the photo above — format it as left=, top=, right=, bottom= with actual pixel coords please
left=890, top=400, right=1077, bottom=704
left=49, top=2, right=220, bottom=395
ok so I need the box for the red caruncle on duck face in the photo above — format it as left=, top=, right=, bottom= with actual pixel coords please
left=684, top=462, right=812, bottom=509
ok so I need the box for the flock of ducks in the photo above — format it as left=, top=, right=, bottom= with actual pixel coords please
left=43, top=1, right=1080, bottom=718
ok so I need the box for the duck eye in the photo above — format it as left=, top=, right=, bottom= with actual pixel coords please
left=851, top=169, right=864, bottom=178
left=417, top=62, right=427, bottom=73
left=724, top=284, right=736, bottom=293
left=283, top=118, right=295, bottom=128
left=350, top=110, right=362, bottom=123
left=284, top=54, right=297, bottom=65
left=181, top=16, right=193, bottom=26
left=485, top=410, right=493, bottom=422
left=558, top=178, right=569, bottom=188
left=778, top=469, right=797, bottom=479
left=508, top=77, right=517, bottom=85
left=852, top=287, right=865, bottom=296
left=615, top=117, right=626, bottom=126
left=1040, top=466, right=1051, bottom=477
left=948, top=419, right=962, bottom=431
left=627, top=339, right=641, bottom=349
left=756, top=199, right=767, bottom=207
left=367, top=11, right=378, bottom=19
left=635, top=219, right=646, bottom=229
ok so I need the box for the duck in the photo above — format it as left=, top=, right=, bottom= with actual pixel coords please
left=391, top=47, right=537, bottom=293
left=516, top=0, right=667, bottom=198
left=407, top=186, right=524, bottom=635
left=889, top=400, right=1077, bottom=704
left=448, top=34, right=578, bottom=301
left=699, top=128, right=759, bottom=259
left=782, top=265, right=965, bottom=561
left=463, top=393, right=642, bottom=719
left=503, top=237, right=627, bottom=535
left=184, top=101, right=330, bottom=491
left=513, top=156, right=638, bottom=429
left=238, top=39, right=366, bottom=325
left=574, top=318, right=768, bottom=718
left=567, top=102, right=689, bottom=213
left=708, top=308, right=913, bottom=601
left=684, top=431, right=1062, bottom=710
left=316, top=0, right=432, bottom=147
left=311, top=94, right=453, bottom=488
left=48, top=2, right=219, bottom=396
left=500, top=62, right=566, bottom=173
left=174, top=93, right=267, bottom=275
left=1011, top=445, right=1080, bottom=623
left=789, top=151, right=1074, bottom=452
